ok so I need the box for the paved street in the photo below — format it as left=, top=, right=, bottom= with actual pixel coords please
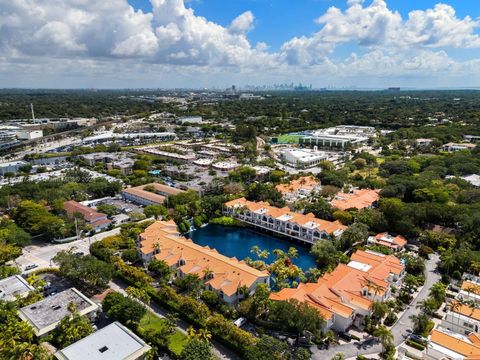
left=15, top=228, right=121, bottom=273
left=311, top=253, right=441, bottom=359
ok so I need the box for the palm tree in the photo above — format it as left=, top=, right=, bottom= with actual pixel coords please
left=374, top=325, right=393, bottom=355
left=196, top=328, right=212, bottom=343
left=429, top=283, right=446, bottom=306
left=153, top=242, right=161, bottom=255
left=203, top=267, right=214, bottom=280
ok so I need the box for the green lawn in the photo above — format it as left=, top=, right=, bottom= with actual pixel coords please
left=276, top=134, right=302, bottom=144
left=139, top=313, right=188, bottom=356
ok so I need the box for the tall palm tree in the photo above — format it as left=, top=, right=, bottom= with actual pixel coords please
left=196, top=328, right=212, bottom=343
left=374, top=325, right=393, bottom=355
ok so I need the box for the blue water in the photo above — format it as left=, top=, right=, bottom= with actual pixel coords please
left=187, top=225, right=317, bottom=272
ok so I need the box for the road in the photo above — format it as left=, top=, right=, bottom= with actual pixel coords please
left=310, top=254, right=441, bottom=359
left=110, top=279, right=241, bottom=360
left=15, top=228, right=121, bottom=272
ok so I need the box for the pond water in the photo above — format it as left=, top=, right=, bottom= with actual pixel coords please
left=187, top=224, right=317, bottom=271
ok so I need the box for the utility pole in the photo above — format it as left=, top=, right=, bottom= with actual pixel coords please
left=30, top=103, right=35, bottom=120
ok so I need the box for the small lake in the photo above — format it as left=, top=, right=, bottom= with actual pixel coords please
left=187, top=224, right=317, bottom=272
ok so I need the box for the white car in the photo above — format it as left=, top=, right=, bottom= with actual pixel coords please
left=233, top=317, right=247, bottom=328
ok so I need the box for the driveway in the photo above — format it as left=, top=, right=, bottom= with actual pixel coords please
left=310, top=254, right=441, bottom=359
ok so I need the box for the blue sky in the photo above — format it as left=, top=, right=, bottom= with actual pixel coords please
left=128, top=0, right=480, bottom=51
left=2, top=0, right=480, bottom=88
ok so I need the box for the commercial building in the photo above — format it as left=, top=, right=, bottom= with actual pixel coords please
left=80, top=152, right=135, bottom=175
left=64, top=200, right=112, bottom=231
left=224, top=198, right=346, bottom=244
left=270, top=250, right=404, bottom=332
left=16, top=129, right=43, bottom=140
left=121, top=183, right=185, bottom=206
left=55, top=321, right=151, bottom=360
left=212, top=161, right=240, bottom=171
left=280, top=148, right=328, bottom=168
left=442, top=301, right=480, bottom=335
left=367, top=232, right=407, bottom=252
left=299, top=126, right=372, bottom=150
left=441, top=142, right=477, bottom=152
left=275, top=176, right=322, bottom=202
left=138, top=145, right=196, bottom=162
left=424, top=328, right=480, bottom=360
left=0, top=275, right=34, bottom=301
left=330, top=189, right=380, bottom=210
left=18, top=288, right=99, bottom=336
left=0, top=160, right=29, bottom=176
left=82, top=131, right=176, bottom=145
left=139, top=220, right=269, bottom=303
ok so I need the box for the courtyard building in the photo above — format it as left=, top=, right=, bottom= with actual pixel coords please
left=139, top=220, right=270, bottom=304
left=275, top=176, right=322, bottom=202
left=270, top=250, right=404, bottom=332
left=330, top=188, right=380, bottom=211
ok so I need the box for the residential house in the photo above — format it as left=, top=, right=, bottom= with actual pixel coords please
left=270, top=250, right=404, bottom=332
left=424, top=328, right=480, bottom=360
left=139, top=220, right=270, bottom=304
left=55, top=321, right=151, bottom=360
left=367, top=232, right=407, bottom=252
left=63, top=200, right=111, bottom=231
left=442, top=301, right=480, bottom=335
left=275, top=176, right=322, bottom=202
left=330, top=189, right=380, bottom=211
left=457, top=280, right=480, bottom=304
left=224, top=198, right=346, bottom=245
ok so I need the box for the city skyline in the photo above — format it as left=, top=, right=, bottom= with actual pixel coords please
left=2, top=0, right=480, bottom=88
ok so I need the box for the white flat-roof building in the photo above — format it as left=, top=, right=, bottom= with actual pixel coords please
left=212, top=161, right=240, bottom=171
left=441, top=142, right=476, bottom=152
left=16, top=129, right=43, bottom=140
left=0, top=160, right=29, bottom=175
left=0, top=275, right=34, bottom=301
left=55, top=321, right=151, bottom=360
left=18, top=288, right=99, bottom=336
left=281, top=148, right=327, bottom=168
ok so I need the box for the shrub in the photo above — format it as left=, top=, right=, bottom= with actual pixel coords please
left=383, top=312, right=397, bottom=326
left=406, top=340, right=426, bottom=351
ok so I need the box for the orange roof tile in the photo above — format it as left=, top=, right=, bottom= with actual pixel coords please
left=224, top=198, right=346, bottom=235
left=450, top=300, right=480, bottom=321
left=462, top=281, right=480, bottom=295
left=140, top=221, right=269, bottom=296
left=430, top=329, right=480, bottom=358
left=275, top=176, right=320, bottom=194
left=330, top=189, right=380, bottom=210
left=373, top=233, right=407, bottom=248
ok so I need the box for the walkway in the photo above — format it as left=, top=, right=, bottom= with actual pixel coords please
left=310, top=253, right=441, bottom=359
left=110, top=279, right=241, bottom=360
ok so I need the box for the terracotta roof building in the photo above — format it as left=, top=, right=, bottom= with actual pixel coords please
left=442, top=300, right=480, bottom=335
left=425, top=328, right=480, bottom=360
left=139, top=220, right=269, bottom=304
left=270, top=250, right=404, bottom=332
left=63, top=200, right=111, bottom=231
left=330, top=189, right=380, bottom=211
left=275, top=176, right=322, bottom=202
left=367, top=232, right=407, bottom=252
left=224, top=198, right=346, bottom=244
left=121, top=183, right=185, bottom=206
left=458, top=280, right=480, bottom=304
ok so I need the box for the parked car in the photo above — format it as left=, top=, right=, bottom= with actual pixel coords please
left=233, top=317, right=247, bottom=328
left=24, top=264, right=38, bottom=271
left=409, top=334, right=427, bottom=343
left=338, top=332, right=353, bottom=342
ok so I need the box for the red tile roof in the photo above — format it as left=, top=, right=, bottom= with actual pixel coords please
left=330, top=189, right=380, bottom=210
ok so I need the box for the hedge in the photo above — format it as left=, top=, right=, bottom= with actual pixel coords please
left=406, top=339, right=426, bottom=351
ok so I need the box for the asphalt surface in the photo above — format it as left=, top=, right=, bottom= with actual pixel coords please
left=310, top=253, right=441, bottom=359
left=15, top=228, right=121, bottom=273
